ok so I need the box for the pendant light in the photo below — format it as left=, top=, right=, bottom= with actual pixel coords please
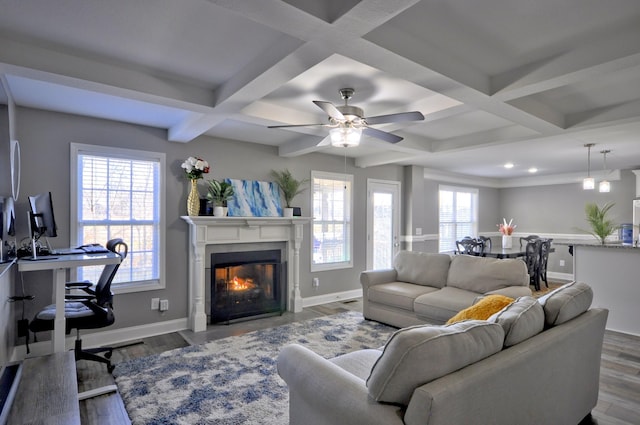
left=583, top=143, right=595, bottom=190
left=599, top=150, right=611, bottom=193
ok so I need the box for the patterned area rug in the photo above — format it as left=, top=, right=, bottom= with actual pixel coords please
left=113, top=312, right=396, bottom=425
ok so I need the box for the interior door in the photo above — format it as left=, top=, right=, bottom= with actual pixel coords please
left=366, top=179, right=401, bottom=270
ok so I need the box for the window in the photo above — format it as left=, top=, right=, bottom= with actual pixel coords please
left=70, top=143, right=165, bottom=292
left=311, top=170, right=353, bottom=271
left=438, top=185, right=478, bottom=253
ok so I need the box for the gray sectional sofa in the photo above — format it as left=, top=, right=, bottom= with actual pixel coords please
left=278, top=282, right=608, bottom=425
left=360, top=251, right=532, bottom=328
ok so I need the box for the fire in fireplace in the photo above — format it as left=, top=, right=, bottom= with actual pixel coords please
left=210, top=249, right=286, bottom=323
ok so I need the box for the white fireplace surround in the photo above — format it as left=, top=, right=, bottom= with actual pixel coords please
left=182, top=216, right=309, bottom=332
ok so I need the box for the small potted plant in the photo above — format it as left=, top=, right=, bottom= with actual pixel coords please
left=270, top=169, right=309, bottom=217
left=206, top=179, right=234, bottom=216
left=583, top=202, right=618, bottom=244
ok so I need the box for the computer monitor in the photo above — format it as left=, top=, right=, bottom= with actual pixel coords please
left=28, top=192, right=58, bottom=239
left=0, top=196, right=15, bottom=262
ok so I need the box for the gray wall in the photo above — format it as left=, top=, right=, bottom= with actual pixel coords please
left=13, top=107, right=403, bottom=333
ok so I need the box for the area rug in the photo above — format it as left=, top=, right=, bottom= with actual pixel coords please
left=113, top=312, right=396, bottom=425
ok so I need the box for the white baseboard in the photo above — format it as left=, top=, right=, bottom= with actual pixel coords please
left=548, top=271, right=574, bottom=282
left=11, top=318, right=189, bottom=362
left=302, top=289, right=363, bottom=308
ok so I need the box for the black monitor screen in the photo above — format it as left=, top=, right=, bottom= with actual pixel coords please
left=28, top=192, right=57, bottom=238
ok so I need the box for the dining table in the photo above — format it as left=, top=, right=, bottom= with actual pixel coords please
left=454, top=246, right=555, bottom=259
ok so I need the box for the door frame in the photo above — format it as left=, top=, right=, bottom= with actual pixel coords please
left=366, top=179, right=401, bottom=270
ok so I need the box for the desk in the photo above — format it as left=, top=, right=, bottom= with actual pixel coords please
left=18, top=252, right=121, bottom=353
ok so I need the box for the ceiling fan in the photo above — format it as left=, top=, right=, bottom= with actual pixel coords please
left=268, top=88, right=425, bottom=147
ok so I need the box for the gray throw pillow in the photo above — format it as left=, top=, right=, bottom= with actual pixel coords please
left=489, top=296, right=544, bottom=347
left=537, top=281, right=593, bottom=326
left=366, top=321, right=504, bottom=405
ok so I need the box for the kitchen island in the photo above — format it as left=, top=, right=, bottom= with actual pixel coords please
left=557, top=241, right=639, bottom=336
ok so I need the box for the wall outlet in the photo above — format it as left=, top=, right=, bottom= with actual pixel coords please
left=151, top=298, right=160, bottom=310
left=559, top=260, right=565, bottom=267
left=415, top=227, right=422, bottom=236
left=159, top=299, right=169, bottom=311
left=312, top=277, right=320, bottom=288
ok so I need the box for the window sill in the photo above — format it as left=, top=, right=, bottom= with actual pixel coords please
left=112, top=279, right=164, bottom=294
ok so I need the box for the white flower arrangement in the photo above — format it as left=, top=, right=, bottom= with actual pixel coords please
left=181, top=156, right=210, bottom=180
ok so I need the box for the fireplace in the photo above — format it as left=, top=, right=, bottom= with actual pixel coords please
left=210, top=249, right=286, bottom=323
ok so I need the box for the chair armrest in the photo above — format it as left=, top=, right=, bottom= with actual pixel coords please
left=360, top=269, right=398, bottom=290
left=277, top=344, right=404, bottom=425
left=65, top=281, right=91, bottom=289
left=64, top=295, right=95, bottom=301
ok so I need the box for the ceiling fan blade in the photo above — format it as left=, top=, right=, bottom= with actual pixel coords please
left=364, top=111, right=425, bottom=125
left=267, top=123, right=326, bottom=128
left=313, top=100, right=345, bottom=121
left=363, top=127, right=403, bottom=144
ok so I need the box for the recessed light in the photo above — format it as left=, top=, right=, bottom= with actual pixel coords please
left=528, top=167, right=538, bottom=173
left=504, top=162, right=514, bottom=169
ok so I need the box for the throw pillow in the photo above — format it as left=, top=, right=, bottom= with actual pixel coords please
left=489, top=296, right=544, bottom=347
left=537, top=281, right=593, bottom=326
left=446, top=294, right=514, bottom=324
left=366, top=321, right=504, bottom=405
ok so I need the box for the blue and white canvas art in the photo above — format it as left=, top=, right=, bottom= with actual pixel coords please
left=225, top=178, right=282, bottom=217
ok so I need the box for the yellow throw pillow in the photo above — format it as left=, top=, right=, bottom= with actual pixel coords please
left=446, top=294, right=514, bottom=325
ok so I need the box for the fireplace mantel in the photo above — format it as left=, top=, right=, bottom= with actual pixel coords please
left=181, top=216, right=310, bottom=332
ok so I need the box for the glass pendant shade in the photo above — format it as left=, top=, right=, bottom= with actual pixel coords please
left=330, top=127, right=362, bottom=147
left=583, top=177, right=595, bottom=190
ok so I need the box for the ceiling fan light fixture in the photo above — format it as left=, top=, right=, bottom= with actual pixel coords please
left=330, top=126, right=361, bottom=147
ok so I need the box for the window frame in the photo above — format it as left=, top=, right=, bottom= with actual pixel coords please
left=311, top=170, right=354, bottom=272
left=70, top=143, right=166, bottom=294
left=438, top=184, right=479, bottom=253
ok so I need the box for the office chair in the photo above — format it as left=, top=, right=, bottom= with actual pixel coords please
left=29, top=238, right=128, bottom=372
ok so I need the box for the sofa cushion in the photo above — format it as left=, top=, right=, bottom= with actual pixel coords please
left=414, top=287, right=479, bottom=323
left=489, top=296, right=544, bottom=346
left=368, top=282, right=439, bottom=311
left=366, top=321, right=504, bottom=405
left=538, top=282, right=593, bottom=326
left=447, top=255, right=528, bottom=293
left=394, top=251, right=451, bottom=288
left=329, top=349, right=383, bottom=381
left=446, top=294, right=514, bottom=324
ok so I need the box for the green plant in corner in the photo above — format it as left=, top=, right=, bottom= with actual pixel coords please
left=206, top=179, right=234, bottom=206
left=270, top=169, right=309, bottom=208
left=582, top=201, right=618, bottom=244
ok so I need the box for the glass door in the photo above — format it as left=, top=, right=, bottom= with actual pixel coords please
left=366, top=179, right=400, bottom=270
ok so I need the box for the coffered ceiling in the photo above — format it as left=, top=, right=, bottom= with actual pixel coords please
left=1, top=0, right=640, bottom=186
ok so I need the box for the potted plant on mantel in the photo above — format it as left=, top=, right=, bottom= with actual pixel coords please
left=583, top=201, right=618, bottom=244
left=271, top=169, right=309, bottom=217
left=206, top=179, right=235, bottom=217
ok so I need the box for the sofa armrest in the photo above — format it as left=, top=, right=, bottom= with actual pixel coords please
left=360, top=269, right=398, bottom=290
left=277, top=344, right=404, bottom=425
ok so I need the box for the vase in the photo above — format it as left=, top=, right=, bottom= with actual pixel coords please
left=502, top=235, right=512, bottom=249
left=283, top=207, right=294, bottom=217
left=187, top=179, right=200, bottom=216
left=213, top=206, right=225, bottom=217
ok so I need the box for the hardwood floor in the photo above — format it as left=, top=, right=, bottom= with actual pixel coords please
left=77, top=299, right=640, bottom=425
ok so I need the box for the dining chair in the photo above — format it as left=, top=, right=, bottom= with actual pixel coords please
left=476, top=236, right=492, bottom=253
left=524, top=239, right=542, bottom=290
left=456, top=237, right=483, bottom=256
left=519, top=234, right=540, bottom=249
left=537, top=238, right=553, bottom=289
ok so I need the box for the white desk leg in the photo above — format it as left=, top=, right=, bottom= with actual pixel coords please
left=52, top=268, right=66, bottom=353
